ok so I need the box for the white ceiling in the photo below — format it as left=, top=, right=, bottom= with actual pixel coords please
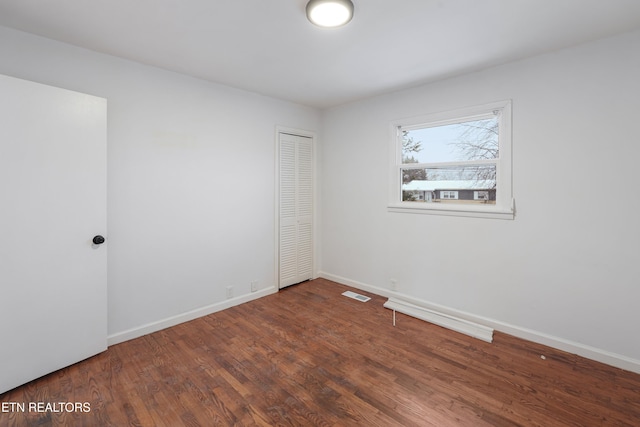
left=1, top=0, right=640, bottom=108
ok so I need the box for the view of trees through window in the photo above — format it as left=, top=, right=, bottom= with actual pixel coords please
left=401, top=116, right=499, bottom=204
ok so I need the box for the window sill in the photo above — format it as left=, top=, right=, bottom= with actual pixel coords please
left=387, top=202, right=515, bottom=220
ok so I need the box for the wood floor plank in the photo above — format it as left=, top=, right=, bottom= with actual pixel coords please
left=2, top=278, right=640, bottom=426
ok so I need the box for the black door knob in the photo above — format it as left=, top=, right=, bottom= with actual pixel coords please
left=93, top=235, right=105, bottom=245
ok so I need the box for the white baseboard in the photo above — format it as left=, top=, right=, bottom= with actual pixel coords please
left=384, top=297, right=494, bottom=343
left=318, top=271, right=640, bottom=374
left=107, top=286, right=278, bottom=346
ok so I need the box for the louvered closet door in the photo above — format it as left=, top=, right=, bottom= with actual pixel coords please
left=279, top=133, right=313, bottom=288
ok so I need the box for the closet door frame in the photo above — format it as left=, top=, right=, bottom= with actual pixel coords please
left=275, top=127, right=317, bottom=289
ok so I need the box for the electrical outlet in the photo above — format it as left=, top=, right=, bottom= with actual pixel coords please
left=226, top=286, right=233, bottom=299
left=251, top=281, right=258, bottom=292
left=390, top=279, right=397, bottom=290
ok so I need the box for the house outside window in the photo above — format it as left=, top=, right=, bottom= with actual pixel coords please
left=389, top=100, right=513, bottom=219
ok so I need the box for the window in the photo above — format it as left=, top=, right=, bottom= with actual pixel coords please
left=389, top=100, right=513, bottom=219
left=474, top=191, right=489, bottom=201
left=441, top=191, right=458, bottom=200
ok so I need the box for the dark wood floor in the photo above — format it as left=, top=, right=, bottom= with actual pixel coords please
left=2, top=278, right=639, bottom=426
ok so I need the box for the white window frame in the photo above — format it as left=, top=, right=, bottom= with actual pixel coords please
left=388, top=100, right=514, bottom=220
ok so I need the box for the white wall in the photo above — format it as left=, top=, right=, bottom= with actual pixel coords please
left=0, top=26, right=320, bottom=341
left=320, top=29, right=640, bottom=371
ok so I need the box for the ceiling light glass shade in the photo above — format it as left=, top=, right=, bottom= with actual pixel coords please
left=306, top=0, right=354, bottom=28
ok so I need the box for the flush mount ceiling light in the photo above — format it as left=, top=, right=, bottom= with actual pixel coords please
left=306, top=0, right=354, bottom=28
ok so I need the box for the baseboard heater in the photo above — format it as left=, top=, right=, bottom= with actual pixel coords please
left=384, top=297, right=494, bottom=343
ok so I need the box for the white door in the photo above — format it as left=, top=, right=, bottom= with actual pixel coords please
left=279, top=133, right=313, bottom=288
left=0, top=74, right=107, bottom=394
